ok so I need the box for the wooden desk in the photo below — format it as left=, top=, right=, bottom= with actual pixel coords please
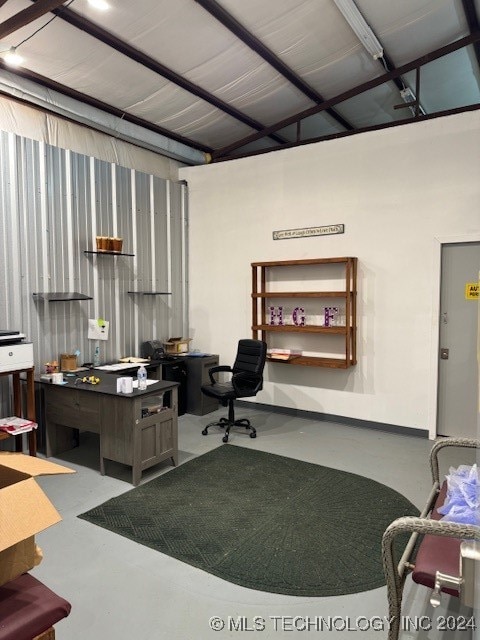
left=0, top=367, right=36, bottom=456
left=39, top=375, right=178, bottom=485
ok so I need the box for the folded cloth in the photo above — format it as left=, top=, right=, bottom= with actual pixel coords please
left=438, top=464, right=479, bottom=525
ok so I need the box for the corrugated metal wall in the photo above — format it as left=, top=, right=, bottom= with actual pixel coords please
left=0, top=130, right=188, bottom=413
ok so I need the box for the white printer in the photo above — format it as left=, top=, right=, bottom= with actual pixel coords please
left=0, top=331, right=33, bottom=373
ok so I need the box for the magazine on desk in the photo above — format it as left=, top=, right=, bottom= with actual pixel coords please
left=0, top=416, right=38, bottom=434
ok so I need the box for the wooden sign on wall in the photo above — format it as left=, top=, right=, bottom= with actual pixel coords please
left=273, top=224, right=344, bottom=240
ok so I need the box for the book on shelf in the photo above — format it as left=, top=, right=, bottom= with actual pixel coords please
left=267, top=349, right=301, bottom=361
left=0, top=416, right=38, bottom=435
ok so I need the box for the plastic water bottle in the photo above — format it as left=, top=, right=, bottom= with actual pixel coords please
left=137, top=364, right=147, bottom=391
left=93, top=346, right=100, bottom=367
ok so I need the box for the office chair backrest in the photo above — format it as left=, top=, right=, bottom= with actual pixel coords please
left=232, top=339, right=267, bottom=383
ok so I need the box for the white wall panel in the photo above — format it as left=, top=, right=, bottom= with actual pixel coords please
left=181, top=110, right=480, bottom=437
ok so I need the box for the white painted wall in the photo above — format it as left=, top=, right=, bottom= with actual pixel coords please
left=180, top=110, right=480, bottom=436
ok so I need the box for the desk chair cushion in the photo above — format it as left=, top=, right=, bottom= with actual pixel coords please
left=0, top=573, right=71, bottom=640
left=202, top=371, right=263, bottom=402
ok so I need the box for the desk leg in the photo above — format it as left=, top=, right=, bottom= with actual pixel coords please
left=12, top=374, right=23, bottom=452
left=26, top=370, right=37, bottom=456
left=132, top=466, right=141, bottom=487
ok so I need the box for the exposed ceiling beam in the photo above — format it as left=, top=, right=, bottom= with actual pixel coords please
left=0, top=60, right=212, bottom=153
left=213, top=31, right=480, bottom=159
left=30, top=1, right=289, bottom=147
left=194, top=0, right=354, bottom=132
left=218, top=102, right=480, bottom=162
left=0, top=0, right=66, bottom=40
left=461, top=0, right=480, bottom=70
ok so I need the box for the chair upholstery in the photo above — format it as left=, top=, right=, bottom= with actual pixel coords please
left=411, top=480, right=462, bottom=596
left=0, top=573, right=71, bottom=640
left=201, top=339, right=267, bottom=442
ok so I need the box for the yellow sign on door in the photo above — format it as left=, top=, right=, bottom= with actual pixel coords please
left=465, top=282, right=479, bottom=299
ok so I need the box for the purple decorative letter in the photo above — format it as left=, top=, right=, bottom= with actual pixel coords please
left=292, top=307, right=305, bottom=327
left=269, top=306, right=284, bottom=326
left=324, top=307, right=338, bottom=327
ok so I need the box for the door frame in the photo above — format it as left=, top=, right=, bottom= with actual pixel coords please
left=428, top=234, right=480, bottom=439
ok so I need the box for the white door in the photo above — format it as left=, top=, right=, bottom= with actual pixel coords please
left=437, top=242, right=479, bottom=438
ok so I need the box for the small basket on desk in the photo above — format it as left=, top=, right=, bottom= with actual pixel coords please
left=60, top=354, right=77, bottom=371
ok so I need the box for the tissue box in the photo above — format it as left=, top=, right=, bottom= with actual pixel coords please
left=163, top=337, right=192, bottom=354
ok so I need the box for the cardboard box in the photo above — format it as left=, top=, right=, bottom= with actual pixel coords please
left=0, top=452, right=74, bottom=586
left=163, top=337, right=192, bottom=354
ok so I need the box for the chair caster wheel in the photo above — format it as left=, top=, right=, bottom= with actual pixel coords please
left=222, top=436, right=229, bottom=443
left=202, top=429, right=208, bottom=436
left=250, top=432, right=256, bottom=438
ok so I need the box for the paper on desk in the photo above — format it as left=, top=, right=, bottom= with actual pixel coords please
left=95, top=363, right=138, bottom=371
left=133, top=379, right=157, bottom=388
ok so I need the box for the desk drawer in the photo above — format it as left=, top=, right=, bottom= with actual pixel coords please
left=45, top=387, right=101, bottom=432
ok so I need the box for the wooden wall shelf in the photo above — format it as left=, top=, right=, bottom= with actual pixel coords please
left=251, top=257, right=357, bottom=369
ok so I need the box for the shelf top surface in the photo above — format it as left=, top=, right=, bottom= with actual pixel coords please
left=251, top=257, right=357, bottom=267
left=32, top=292, right=92, bottom=301
left=127, top=291, right=172, bottom=295
left=84, top=250, right=135, bottom=257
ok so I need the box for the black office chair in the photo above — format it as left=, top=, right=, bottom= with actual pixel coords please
left=201, top=339, right=267, bottom=443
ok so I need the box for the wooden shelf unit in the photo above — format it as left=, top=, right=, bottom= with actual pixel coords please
left=0, top=367, right=37, bottom=455
left=251, top=257, right=357, bottom=369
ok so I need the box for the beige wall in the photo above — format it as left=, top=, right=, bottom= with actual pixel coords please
left=181, top=109, right=480, bottom=436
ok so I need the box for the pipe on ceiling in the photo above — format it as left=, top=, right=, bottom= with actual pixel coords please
left=0, top=70, right=206, bottom=165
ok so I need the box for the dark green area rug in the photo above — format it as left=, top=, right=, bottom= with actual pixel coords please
left=78, top=444, right=418, bottom=596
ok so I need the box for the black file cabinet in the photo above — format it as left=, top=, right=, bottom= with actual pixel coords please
left=185, top=355, right=219, bottom=416
left=161, top=360, right=187, bottom=416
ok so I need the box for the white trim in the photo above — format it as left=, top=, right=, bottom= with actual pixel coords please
left=428, top=234, right=480, bottom=439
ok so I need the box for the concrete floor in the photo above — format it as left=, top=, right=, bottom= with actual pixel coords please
left=33, top=407, right=478, bottom=639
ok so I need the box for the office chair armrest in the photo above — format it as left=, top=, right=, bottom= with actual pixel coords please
left=232, top=371, right=262, bottom=395
left=208, top=365, right=233, bottom=385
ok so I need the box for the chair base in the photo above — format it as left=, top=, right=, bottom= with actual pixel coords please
left=202, top=416, right=257, bottom=443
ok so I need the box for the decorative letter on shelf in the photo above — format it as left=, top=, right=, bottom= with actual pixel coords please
left=269, top=306, right=284, bottom=326
left=324, top=307, right=338, bottom=327
left=292, top=307, right=305, bottom=327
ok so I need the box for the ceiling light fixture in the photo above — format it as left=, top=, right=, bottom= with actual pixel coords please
left=3, top=47, right=23, bottom=67
left=88, top=0, right=110, bottom=10
left=333, top=0, right=383, bottom=60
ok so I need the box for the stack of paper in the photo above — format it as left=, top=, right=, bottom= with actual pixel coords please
left=0, top=417, right=38, bottom=435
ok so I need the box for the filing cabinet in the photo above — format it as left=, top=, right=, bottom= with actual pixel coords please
left=185, top=355, right=219, bottom=416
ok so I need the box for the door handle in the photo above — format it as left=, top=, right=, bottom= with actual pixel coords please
left=440, top=348, right=449, bottom=360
